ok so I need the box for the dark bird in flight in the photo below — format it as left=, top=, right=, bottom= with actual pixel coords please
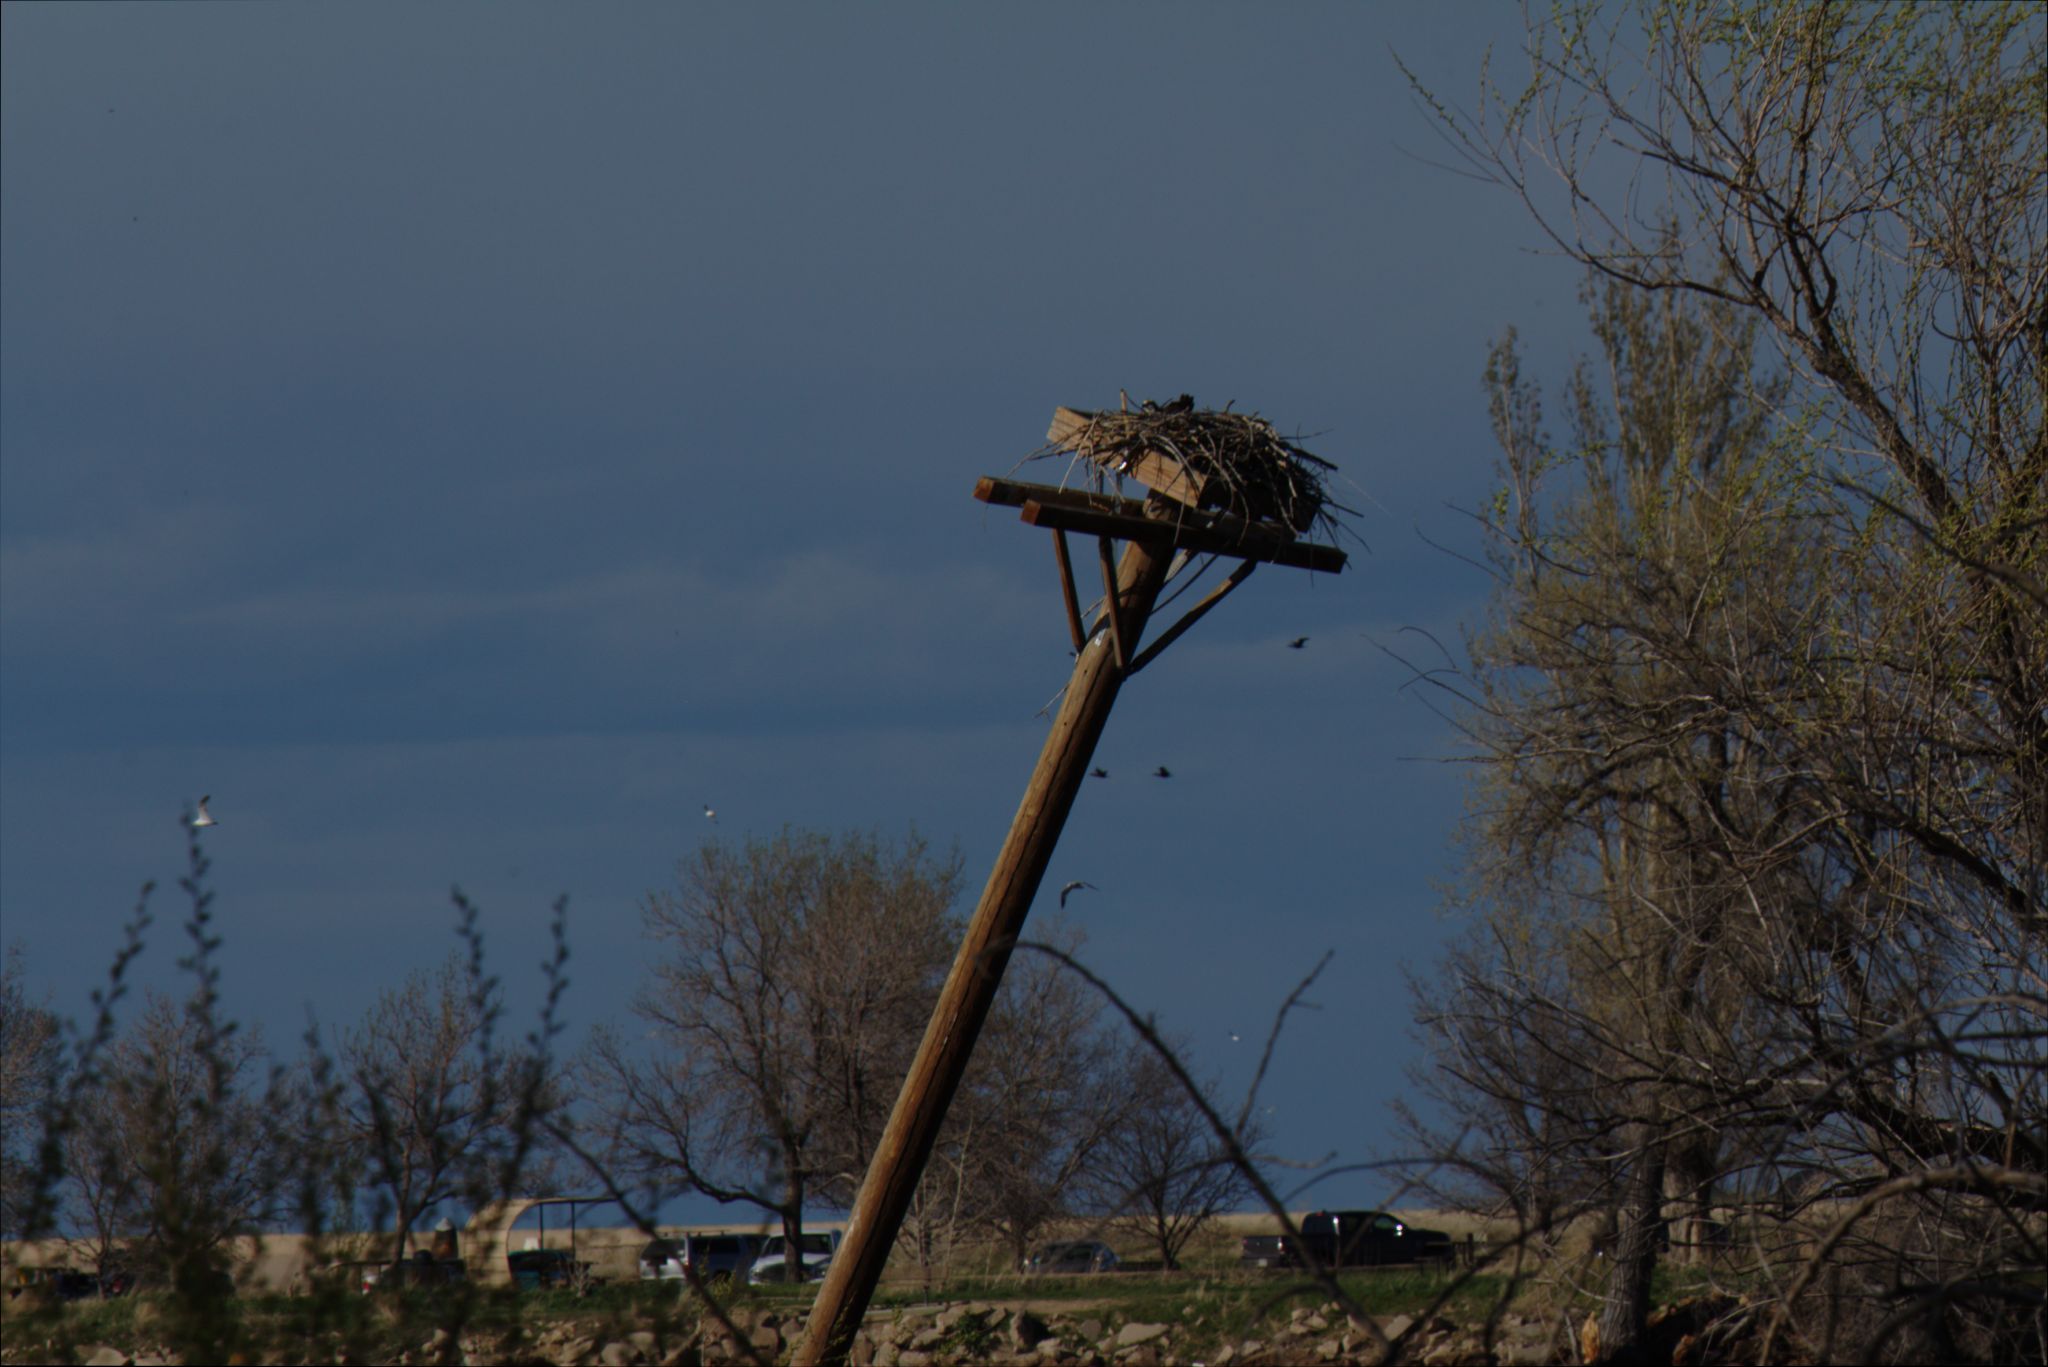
left=1153, top=766, right=1173, bottom=779
left=191, top=796, right=218, bottom=829
left=1287, top=636, right=1310, bottom=649
left=1089, top=767, right=1109, bottom=779
left=1059, top=880, right=1098, bottom=908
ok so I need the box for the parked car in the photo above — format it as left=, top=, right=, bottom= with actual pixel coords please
left=746, top=1232, right=838, bottom=1285
left=1239, top=1210, right=1453, bottom=1270
left=8, top=1266, right=118, bottom=1301
left=638, top=1232, right=762, bottom=1284
left=361, top=1253, right=469, bottom=1293
left=1025, top=1240, right=1120, bottom=1275
left=507, top=1248, right=591, bottom=1291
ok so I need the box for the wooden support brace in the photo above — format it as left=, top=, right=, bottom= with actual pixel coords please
left=1126, top=558, right=1259, bottom=675
left=1016, top=496, right=1346, bottom=575
left=1051, top=531, right=1085, bottom=654
left=1096, top=535, right=1127, bottom=669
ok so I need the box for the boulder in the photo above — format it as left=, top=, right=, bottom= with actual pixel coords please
left=1114, top=1322, right=1169, bottom=1349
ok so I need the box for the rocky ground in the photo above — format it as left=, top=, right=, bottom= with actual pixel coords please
left=29, top=1300, right=1572, bottom=1366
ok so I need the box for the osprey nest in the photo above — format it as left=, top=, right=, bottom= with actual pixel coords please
left=1035, top=394, right=1352, bottom=546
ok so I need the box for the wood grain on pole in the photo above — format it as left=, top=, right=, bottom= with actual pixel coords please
left=793, top=536, right=1173, bottom=1366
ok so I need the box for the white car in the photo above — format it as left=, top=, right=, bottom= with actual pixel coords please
left=745, top=1232, right=837, bottom=1284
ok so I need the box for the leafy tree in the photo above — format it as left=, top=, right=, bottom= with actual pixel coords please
left=1405, top=4, right=2047, bottom=1357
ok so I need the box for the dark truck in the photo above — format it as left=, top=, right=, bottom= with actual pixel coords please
left=1240, top=1210, right=1453, bottom=1270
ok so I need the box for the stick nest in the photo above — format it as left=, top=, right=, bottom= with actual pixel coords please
left=1033, top=394, right=1352, bottom=543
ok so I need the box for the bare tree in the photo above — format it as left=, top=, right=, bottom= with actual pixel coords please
left=943, top=922, right=1127, bottom=1270
left=56, top=991, right=277, bottom=1294
left=1094, top=1042, right=1257, bottom=1271
left=584, top=828, right=960, bottom=1279
left=0, top=946, right=63, bottom=1240
left=345, top=953, right=523, bottom=1261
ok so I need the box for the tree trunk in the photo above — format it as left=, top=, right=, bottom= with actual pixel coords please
left=1661, top=1133, right=1717, bottom=1268
left=781, top=1163, right=806, bottom=1284
left=1595, top=1128, right=1666, bottom=1364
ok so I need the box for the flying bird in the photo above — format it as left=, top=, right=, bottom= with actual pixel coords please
left=1058, top=880, right=1097, bottom=908
left=1089, top=767, right=1109, bottom=779
left=1287, top=636, right=1310, bottom=649
left=703, top=804, right=717, bottom=823
left=191, top=796, right=218, bottom=829
left=1153, top=766, right=1173, bottom=779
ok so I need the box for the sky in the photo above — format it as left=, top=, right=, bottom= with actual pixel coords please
left=2, top=4, right=1595, bottom=1227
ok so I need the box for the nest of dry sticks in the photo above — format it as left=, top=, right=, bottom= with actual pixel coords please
left=1032, top=394, right=1352, bottom=544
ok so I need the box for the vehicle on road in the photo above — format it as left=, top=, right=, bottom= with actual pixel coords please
left=1025, top=1240, right=1120, bottom=1274
left=1239, top=1211, right=1453, bottom=1270
left=746, top=1232, right=838, bottom=1285
left=638, top=1233, right=763, bottom=1284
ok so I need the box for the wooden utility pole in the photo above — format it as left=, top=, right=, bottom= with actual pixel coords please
left=795, top=407, right=1344, bottom=1366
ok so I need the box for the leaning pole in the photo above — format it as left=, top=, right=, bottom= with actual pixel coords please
left=795, top=401, right=1348, bottom=1366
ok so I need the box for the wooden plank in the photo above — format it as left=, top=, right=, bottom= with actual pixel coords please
left=1128, top=450, right=1208, bottom=511
left=975, top=476, right=1148, bottom=518
left=1017, top=499, right=1347, bottom=575
left=1051, top=531, right=1085, bottom=654
left=1097, top=535, right=1127, bottom=670
left=1046, top=405, right=1093, bottom=449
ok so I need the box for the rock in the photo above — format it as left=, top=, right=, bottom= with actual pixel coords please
left=1077, top=1319, right=1104, bottom=1343
left=1118, top=1348, right=1160, bottom=1367
left=1380, top=1314, right=1415, bottom=1343
left=1314, top=1339, right=1341, bottom=1361
left=83, top=1347, right=129, bottom=1367
left=1212, top=1347, right=1236, bottom=1367
left=750, top=1323, right=783, bottom=1355
left=1303, top=1313, right=1330, bottom=1332
left=899, top=1352, right=933, bottom=1367
left=601, top=1342, right=639, bottom=1366
left=909, top=1327, right=946, bottom=1350
left=874, top=1342, right=901, bottom=1367
left=1114, top=1322, right=1169, bottom=1349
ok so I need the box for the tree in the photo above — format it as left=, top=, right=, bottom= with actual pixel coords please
left=345, top=954, right=525, bottom=1261
left=1406, top=277, right=1807, bottom=1349
left=0, top=946, right=63, bottom=1240
left=940, top=922, right=1127, bottom=1271
left=1093, top=1042, right=1257, bottom=1271
left=1406, top=6, right=2047, bottom=1355
left=60, top=991, right=278, bottom=1294
left=585, top=828, right=960, bottom=1279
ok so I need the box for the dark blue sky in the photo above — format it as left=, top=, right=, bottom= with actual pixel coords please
left=2, top=4, right=1591, bottom=1217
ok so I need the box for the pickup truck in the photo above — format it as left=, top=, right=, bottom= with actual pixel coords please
left=1239, top=1210, right=1453, bottom=1270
